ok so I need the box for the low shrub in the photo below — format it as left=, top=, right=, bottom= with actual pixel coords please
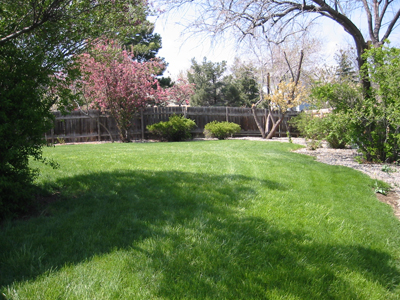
left=306, top=139, right=322, bottom=150
left=289, top=112, right=348, bottom=149
left=323, top=113, right=349, bottom=149
left=204, top=121, right=241, bottom=140
left=147, top=114, right=197, bottom=142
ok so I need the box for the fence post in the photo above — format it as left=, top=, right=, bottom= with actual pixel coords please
left=141, top=108, right=145, bottom=140
left=97, top=112, right=101, bottom=142
left=183, top=106, right=187, bottom=118
left=51, top=121, right=55, bottom=144
left=264, top=109, right=267, bottom=132
left=278, top=110, right=281, bottom=137
left=226, top=107, right=229, bottom=122
left=51, top=127, right=56, bottom=145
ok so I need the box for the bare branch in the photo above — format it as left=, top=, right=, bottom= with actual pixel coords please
left=381, top=7, right=400, bottom=42
left=283, top=51, right=295, bottom=80
left=295, top=49, right=304, bottom=85
left=361, top=0, right=375, bottom=42
left=0, top=20, right=47, bottom=45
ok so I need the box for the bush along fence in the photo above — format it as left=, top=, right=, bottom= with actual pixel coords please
left=45, top=106, right=300, bottom=143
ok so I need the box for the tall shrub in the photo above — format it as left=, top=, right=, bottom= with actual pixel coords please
left=0, top=45, right=56, bottom=219
left=309, top=44, right=400, bottom=162
left=356, top=44, right=400, bottom=162
left=0, top=0, right=148, bottom=219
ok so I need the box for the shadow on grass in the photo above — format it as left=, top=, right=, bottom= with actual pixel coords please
left=1, top=170, right=399, bottom=299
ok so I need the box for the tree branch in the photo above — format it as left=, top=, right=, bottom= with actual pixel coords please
left=283, top=51, right=295, bottom=81
left=361, top=0, right=375, bottom=42
left=381, top=7, right=400, bottom=42
left=294, top=49, right=304, bottom=86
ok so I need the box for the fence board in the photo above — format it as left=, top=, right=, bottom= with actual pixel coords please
left=44, top=107, right=299, bottom=143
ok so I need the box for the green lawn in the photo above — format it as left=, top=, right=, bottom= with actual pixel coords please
left=1, top=140, right=400, bottom=299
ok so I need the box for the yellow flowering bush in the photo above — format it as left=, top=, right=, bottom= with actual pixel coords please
left=265, top=80, right=307, bottom=112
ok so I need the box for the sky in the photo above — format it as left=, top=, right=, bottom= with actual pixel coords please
left=152, top=17, right=237, bottom=80
left=151, top=4, right=400, bottom=80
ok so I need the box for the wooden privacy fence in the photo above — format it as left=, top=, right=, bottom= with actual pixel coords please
left=45, top=106, right=299, bottom=143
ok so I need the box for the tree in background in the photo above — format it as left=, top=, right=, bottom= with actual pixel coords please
left=334, top=49, right=358, bottom=82
left=122, top=22, right=173, bottom=88
left=264, top=80, right=307, bottom=139
left=78, top=41, right=168, bottom=143
left=237, top=31, right=319, bottom=138
left=123, top=23, right=163, bottom=63
left=160, top=0, right=400, bottom=93
left=0, top=0, right=148, bottom=218
left=187, top=57, right=227, bottom=106
left=245, top=32, right=321, bottom=94
left=167, top=79, right=196, bottom=106
left=223, top=58, right=259, bottom=107
left=187, top=57, right=259, bottom=107
left=250, top=47, right=306, bottom=139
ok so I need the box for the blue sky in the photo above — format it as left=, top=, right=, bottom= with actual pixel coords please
left=151, top=5, right=400, bottom=80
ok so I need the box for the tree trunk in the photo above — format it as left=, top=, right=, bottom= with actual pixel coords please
left=266, top=113, right=286, bottom=139
left=358, top=48, right=372, bottom=98
left=116, top=120, right=131, bottom=143
left=252, top=107, right=266, bottom=138
left=98, top=118, right=114, bottom=143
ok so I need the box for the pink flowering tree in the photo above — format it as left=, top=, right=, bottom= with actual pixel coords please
left=167, top=78, right=195, bottom=106
left=78, top=40, right=168, bottom=142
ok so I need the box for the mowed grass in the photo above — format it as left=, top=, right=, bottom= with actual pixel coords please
left=1, top=140, right=400, bottom=299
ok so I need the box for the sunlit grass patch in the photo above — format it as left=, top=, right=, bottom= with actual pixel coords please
left=1, top=140, right=400, bottom=299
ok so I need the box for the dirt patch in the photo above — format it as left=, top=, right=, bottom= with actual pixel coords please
left=375, top=191, right=400, bottom=220
left=15, top=192, right=61, bottom=222
left=34, top=192, right=61, bottom=216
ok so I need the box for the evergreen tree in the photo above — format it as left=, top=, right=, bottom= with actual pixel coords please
left=123, top=23, right=172, bottom=88
left=187, top=57, right=227, bottom=106
left=123, top=23, right=163, bottom=63
left=226, top=58, right=259, bottom=107
left=334, top=49, right=357, bottom=81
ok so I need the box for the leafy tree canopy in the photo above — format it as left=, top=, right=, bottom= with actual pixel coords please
left=0, top=0, right=150, bottom=219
